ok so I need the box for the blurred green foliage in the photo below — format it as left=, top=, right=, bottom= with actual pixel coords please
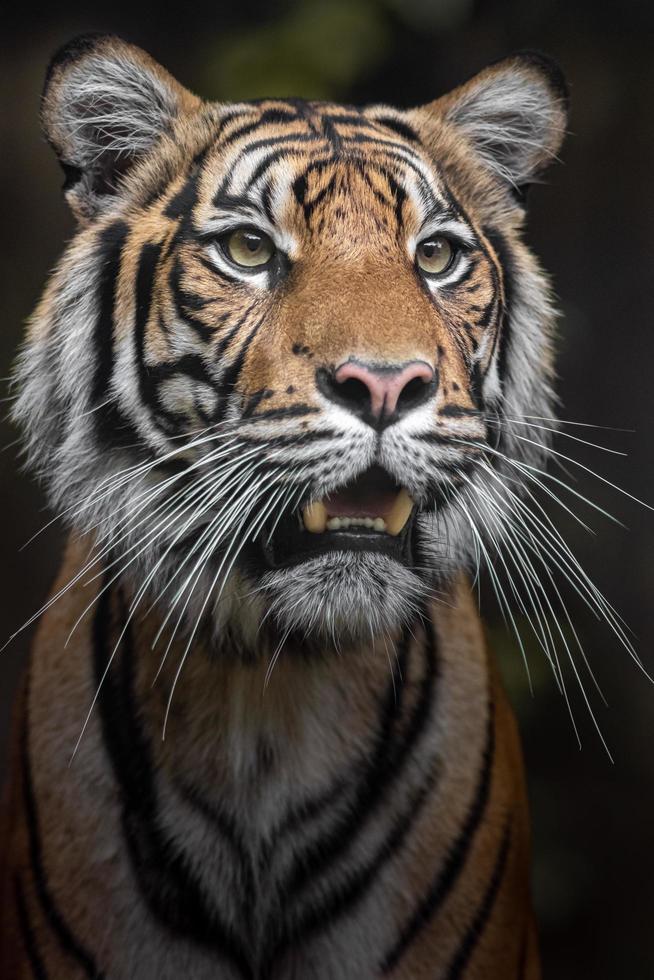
left=203, top=0, right=391, bottom=100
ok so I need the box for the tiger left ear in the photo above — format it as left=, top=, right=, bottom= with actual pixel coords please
left=41, top=33, right=201, bottom=221
left=415, top=52, right=568, bottom=193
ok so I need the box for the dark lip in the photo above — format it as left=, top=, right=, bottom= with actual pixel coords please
left=257, top=507, right=417, bottom=571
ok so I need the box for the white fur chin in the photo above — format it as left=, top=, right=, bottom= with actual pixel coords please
left=259, top=551, right=428, bottom=643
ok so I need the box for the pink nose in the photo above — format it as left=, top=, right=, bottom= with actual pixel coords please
left=333, top=359, right=436, bottom=422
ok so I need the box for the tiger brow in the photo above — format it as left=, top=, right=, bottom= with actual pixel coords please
left=420, top=204, right=460, bottom=226
left=211, top=191, right=270, bottom=222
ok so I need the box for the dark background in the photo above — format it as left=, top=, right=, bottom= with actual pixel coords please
left=1, top=1, right=653, bottom=976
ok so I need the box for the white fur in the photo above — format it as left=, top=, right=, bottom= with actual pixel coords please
left=445, top=70, right=564, bottom=188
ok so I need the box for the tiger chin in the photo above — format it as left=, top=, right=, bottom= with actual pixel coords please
left=0, top=33, right=568, bottom=980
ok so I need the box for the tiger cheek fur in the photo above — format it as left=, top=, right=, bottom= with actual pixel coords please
left=1, top=34, right=567, bottom=979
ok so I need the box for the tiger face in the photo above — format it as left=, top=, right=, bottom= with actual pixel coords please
left=15, top=35, right=567, bottom=646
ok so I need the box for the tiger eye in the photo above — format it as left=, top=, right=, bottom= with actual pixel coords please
left=416, top=236, right=454, bottom=275
left=224, top=229, right=275, bottom=268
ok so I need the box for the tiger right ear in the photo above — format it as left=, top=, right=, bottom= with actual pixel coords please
left=414, top=52, right=568, bottom=194
left=41, top=34, right=201, bottom=221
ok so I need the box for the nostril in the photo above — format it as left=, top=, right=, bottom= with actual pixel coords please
left=397, top=374, right=430, bottom=412
left=337, top=376, right=371, bottom=412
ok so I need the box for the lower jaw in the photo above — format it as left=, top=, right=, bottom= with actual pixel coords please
left=254, top=509, right=417, bottom=572
left=253, top=544, right=427, bottom=647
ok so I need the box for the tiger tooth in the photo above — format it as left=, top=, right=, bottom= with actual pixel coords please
left=385, top=489, right=414, bottom=536
left=303, top=501, right=327, bottom=533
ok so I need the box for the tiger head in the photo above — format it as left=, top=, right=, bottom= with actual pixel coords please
left=15, top=35, right=567, bottom=648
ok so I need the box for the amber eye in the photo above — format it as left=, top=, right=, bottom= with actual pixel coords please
left=416, top=236, right=455, bottom=275
left=223, top=228, right=275, bottom=268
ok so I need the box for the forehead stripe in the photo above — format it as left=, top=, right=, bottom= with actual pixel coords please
left=214, top=133, right=324, bottom=202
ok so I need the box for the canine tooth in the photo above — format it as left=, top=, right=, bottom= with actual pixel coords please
left=373, top=518, right=386, bottom=532
left=385, top=489, right=414, bottom=536
left=341, top=517, right=351, bottom=528
left=303, top=501, right=327, bottom=533
left=364, top=517, right=373, bottom=528
left=327, top=517, right=342, bottom=530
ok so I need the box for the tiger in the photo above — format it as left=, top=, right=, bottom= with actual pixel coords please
left=0, top=33, right=569, bottom=979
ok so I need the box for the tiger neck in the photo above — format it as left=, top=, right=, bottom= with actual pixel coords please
left=38, top=542, right=497, bottom=970
left=96, top=568, right=490, bottom=841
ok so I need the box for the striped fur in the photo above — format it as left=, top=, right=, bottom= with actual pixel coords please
left=2, top=35, right=567, bottom=978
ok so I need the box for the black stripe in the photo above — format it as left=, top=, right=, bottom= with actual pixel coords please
left=169, top=254, right=218, bottom=341
left=20, top=705, right=103, bottom=978
left=214, top=133, right=323, bottom=201
left=209, top=190, right=265, bottom=215
left=283, top=619, right=437, bottom=906
left=280, top=627, right=414, bottom=897
left=164, top=150, right=208, bottom=220
left=245, top=404, right=320, bottom=423
left=444, top=820, right=512, bottom=980
left=385, top=170, right=407, bottom=232
left=244, top=146, right=302, bottom=192
left=361, top=145, right=438, bottom=210
left=176, top=779, right=254, bottom=881
left=218, top=114, right=299, bottom=150
left=373, top=115, right=421, bottom=144
left=300, top=173, right=338, bottom=224
left=242, top=387, right=273, bottom=417
left=134, top=241, right=164, bottom=413
left=229, top=131, right=321, bottom=158
left=14, top=875, right=49, bottom=980
left=267, top=758, right=441, bottom=969
left=452, top=257, right=480, bottom=290
left=135, top=247, right=226, bottom=433
left=269, top=628, right=410, bottom=855
left=133, top=240, right=220, bottom=435
left=91, top=221, right=145, bottom=450
left=197, top=254, right=245, bottom=288
left=320, top=113, right=344, bottom=153
left=212, top=314, right=266, bottom=426
left=476, top=295, right=498, bottom=330
left=171, top=262, right=226, bottom=312
left=269, top=774, right=349, bottom=847
left=321, top=111, right=367, bottom=128
left=438, top=404, right=482, bottom=419
left=134, top=253, right=229, bottom=433
left=175, top=779, right=257, bottom=933
left=93, top=583, right=254, bottom=979
left=91, top=220, right=129, bottom=406
left=291, top=159, right=336, bottom=220
left=262, top=622, right=440, bottom=966
left=256, top=106, right=300, bottom=124
left=334, top=130, right=424, bottom=158
left=483, top=225, right=514, bottom=388
left=214, top=302, right=258, bottom=361
left=428, top=183, right=502, bottom=399
left=238, top=428, right=336, bottom=448
left=381, top=701, right=496, bottom=973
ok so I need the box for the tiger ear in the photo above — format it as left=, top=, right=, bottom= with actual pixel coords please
left=41, top=34, right=201, bottom=220
left=417, top=52, right=568, bottom=193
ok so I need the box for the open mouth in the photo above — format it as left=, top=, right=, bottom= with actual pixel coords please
left=258, top=466, right=417, bottom=570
